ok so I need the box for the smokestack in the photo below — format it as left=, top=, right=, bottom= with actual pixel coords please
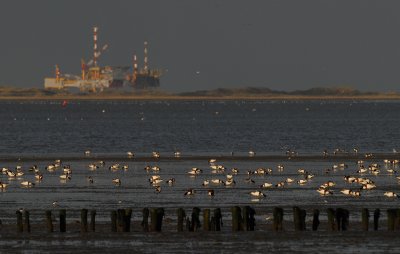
left=55, top=64, right=60, bottom=82
left=144, top=41, right=148, bottom=73
left=93, top=27, right=98, bottom=67
left=81, top=59, right=86, bottom=80
left=133, top=54, right=138, bottom=82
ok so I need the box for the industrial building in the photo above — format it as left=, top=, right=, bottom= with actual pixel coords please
left=44, top=27, right=163, bottom=92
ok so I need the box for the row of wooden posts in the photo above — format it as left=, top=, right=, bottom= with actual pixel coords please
left=10, top=207, right=399, bottom=233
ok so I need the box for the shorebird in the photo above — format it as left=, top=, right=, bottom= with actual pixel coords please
left=20, top=181, right=35, bottom=187
left=260, top=182, right=273, bottom=188
left=35, top=173, right=43, bottom=181
left=187, top=168, right=202, bottom=175
left=84, top=150, right=91, bottom=156
left=174, top=151, right=181, bottom=157
left=297, top=179, right=308, bottom=185
left=88, top=164, right=98, bottom=170
left=155, top=186, right=161, bottom=193
left=384, top=191, right=398, bottom=198
left=127, top=151, right=134, bottom=158
left=285, top=178, right=294, bottom=183
left=208, top=189, right=215, bottom=196
left=112, top=178, right=121, bottom=185
left=250, top=191, right=266, bottom=198
left=231, top=168, right=239, bottom=174
left=59, top=173, right=71, bottom=180
left=211, top=179, right=225, bottom=185
left=224, top=179, right=236, bottom=186
left=152, top=151, right=160, bottom=158
left=317, top=188, right=333, bottom=196
left=298, top=168, right=307, bottom=174
left=184, top=189, right=195, bottom=196
left=166, top=178, right=175, bottom=185
left=87, top=176, right=94, bottom=184
left=152, top=166, right=161, bottom=172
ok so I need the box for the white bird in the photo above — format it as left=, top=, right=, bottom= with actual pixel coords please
left=211, top=179, right=225, bottom=185
left=184, top=189, right=195, bottom=196
left=20, top=181, right=35, bottom=187
left=224, top=179, right=236, bottom=186
left=59, top=174, right=71, bottom=180
left=384, top=191, right=398, bottom=198
left=298, top=179, right=308, bottom=185
left=250, top=191, right=266, bottom=197
left=112, top=178, right=121, bottom=185
left=285, top=178, right=294, bottom=183
left=317, top=188, right=333, bottom=196
left=127, top=151, right=134, bottom=158
left=260, top=182, right=273, bottom=188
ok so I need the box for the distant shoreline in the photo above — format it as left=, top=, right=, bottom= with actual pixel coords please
left=0, top=95, right=400, bottom=100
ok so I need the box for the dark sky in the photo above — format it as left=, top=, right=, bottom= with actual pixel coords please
left=1, top=0, right=400, bottom=92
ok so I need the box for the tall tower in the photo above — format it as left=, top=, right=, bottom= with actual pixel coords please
left=133, top=54, right=138, bottom=82
left=143, top=41, right=148, bottom=73
left=55, top=64, right=61, bottom=82
left=93, top=27, right=98, bottom=67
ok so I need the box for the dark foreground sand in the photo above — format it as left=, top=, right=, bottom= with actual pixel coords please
left=1, top=221, right=400, bottom=253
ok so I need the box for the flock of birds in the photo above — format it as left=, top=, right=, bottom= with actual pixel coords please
left=1, top=150, right=400, bottom=203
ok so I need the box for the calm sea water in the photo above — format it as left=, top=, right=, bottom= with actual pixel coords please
left=0, top=100, right=399, bottom=156
left=1, top=100, right=400, bottom=253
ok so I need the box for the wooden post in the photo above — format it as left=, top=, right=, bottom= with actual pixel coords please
left=90, top=210, right=96, bottom=232
left=242, top=206, right=255, bottom=231
left=23, top=210, right=30, bottom=233
left=361, top=208, right=369, bottom=231
left=231, top=206, right=242, bottom=231
left=141, top=208, right=149, bottom=232
left=203, top=209, right=210, bottom=231
left=387, top=209, right=396, bottom=231
left=341, top=209, right=349, bottom=231
left=45, top=210, right=53, bottom=233
left=117, top=209, right=126, bottom=232
left=373, top=209, right=380, bottom=231
left=111, top=210, right=117, bottom=232
left=16, top=210, right=23, bottom=233
left=81, top=209, right=88, bottom=233
left=396, top=209, right=400, bottom=230
left=335, top=208, right=343, bottom=231
left=327, top=208, right=336, bottom=231
left=273, top=207, right=283, bottom=231
left=156, top=208, right=164, bottom=232
left=213, top=208, right=222, bottom=231
left=190, top=207, right=201, bottom=232
left=150, top=208, right=157, bottom=232
left=312, top=209, right=320, bottom=231
left=177, top=208, right=186, bottom=232
left=293, top=206, right=306, bottom=231
left=124, top=209, right=132, bottom=232
left=59, top=209, right=66, bottom=233
left=186, top=218, right=191, bottom=231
